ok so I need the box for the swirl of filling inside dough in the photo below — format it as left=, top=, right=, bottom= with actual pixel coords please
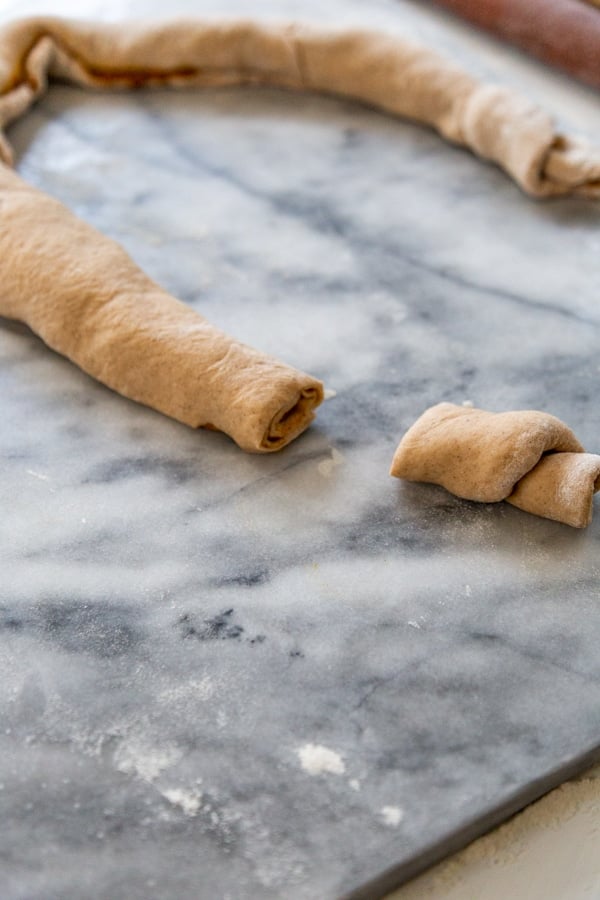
left=390, top=403, right=600, bottom=527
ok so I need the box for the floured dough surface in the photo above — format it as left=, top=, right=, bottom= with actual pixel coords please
left=507, top=451, right=600, bottom=529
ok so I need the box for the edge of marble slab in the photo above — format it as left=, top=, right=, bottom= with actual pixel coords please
left=345, top=740, right=600, bottom=900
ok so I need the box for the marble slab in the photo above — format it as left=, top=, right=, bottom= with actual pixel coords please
left=1, top=0, right=600, bottom=898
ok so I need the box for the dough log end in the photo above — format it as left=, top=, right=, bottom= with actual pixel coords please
left=259, top=382, right=324, bottom=452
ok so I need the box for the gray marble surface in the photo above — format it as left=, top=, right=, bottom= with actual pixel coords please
left=1, top=0, right=600, bottom=898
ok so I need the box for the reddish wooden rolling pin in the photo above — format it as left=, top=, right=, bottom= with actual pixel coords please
left=432, top=0, right=600, bottom=90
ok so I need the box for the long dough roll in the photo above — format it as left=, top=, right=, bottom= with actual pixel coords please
left=390, top=403, right=600, bottom=527
left=0, top=164, right=323, bottom=452
left=0, top=17, right=599, bottom=197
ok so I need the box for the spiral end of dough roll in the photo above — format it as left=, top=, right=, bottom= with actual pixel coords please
left=390, top=403, right=598, bottom=527
left=260, top=384, right=324, bottom=452
left=175, top=337, right=324, bottom=452
left=544, top=136, right=600, bottom=199
left=211, top=373, right=324, bottom=453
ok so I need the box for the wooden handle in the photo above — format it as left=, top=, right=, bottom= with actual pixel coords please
left=433, top=0, right=600, bottom=90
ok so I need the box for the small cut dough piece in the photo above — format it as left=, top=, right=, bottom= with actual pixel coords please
left=390, top=403, right=583, bottom=502
left=390, top=403, right=600, bottom=527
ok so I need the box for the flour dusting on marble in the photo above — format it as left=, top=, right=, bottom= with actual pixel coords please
left=297, top=743, right=346, bottom=776
left=161, top=786, right=203, bottom=816
left=114, top=740, right=183, bottom=782
left=26, top=469, right=50, bottom=481
left=317, top=447, right=345, bottom=478
left=157, top=676, right=215, bottom=705
left=381, top=805, right=404, bottom=827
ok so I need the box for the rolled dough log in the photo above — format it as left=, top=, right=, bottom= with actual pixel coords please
left=0, top=163, right=323, bottom=452
left=0, top=17, right=599, bottom=197
left=390, top=403, right=600, bottom=527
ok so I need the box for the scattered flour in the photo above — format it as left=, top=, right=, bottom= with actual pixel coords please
left=381, top=806, right=404, bottom=827
left=26, top=469, right=50, bottom=481
left=114, top=740, right=183, bottom=783
left=161, top=787, right=203, bottom=817
left=349, top=779, right=361, bottom=791
left=556, top=453, right=600, bottom=508
left=297, top=743, right=346, bottom=776
left=157, top=676, right=215, bottom=705
left=461, top=400, right=474, bottom=408
left=317, top=447, right=345, bottom=478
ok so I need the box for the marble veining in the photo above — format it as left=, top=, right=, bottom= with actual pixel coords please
left=1, top=0, right=600, bottom=897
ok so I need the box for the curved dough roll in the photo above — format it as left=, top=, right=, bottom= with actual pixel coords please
left=390, top=403, right=600, bottom=527
left=0, top=17, right=599, bottom=197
